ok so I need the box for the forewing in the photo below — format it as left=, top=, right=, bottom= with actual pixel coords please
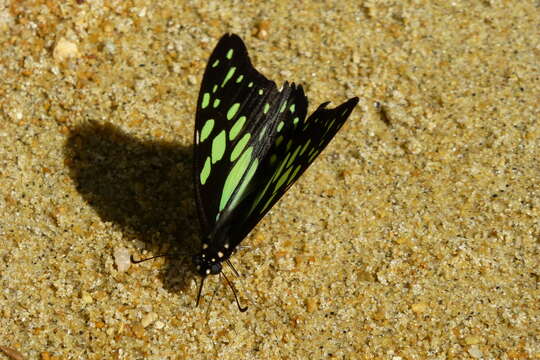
left=226, top=97, right=360, bottom=242
left=193, top=34, right=308, bottom=238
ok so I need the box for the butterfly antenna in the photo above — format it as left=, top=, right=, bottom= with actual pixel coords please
left=205, top=279, right=222, bottom=319
left=130, top=254, right=169, bottom=264
left=196, top=276, right=206, bottom=308
left=225, top=260, right=258, bottom=310
left=221, top=270, right=248, bottom=312
left=225, top=259, right=240, bottom=278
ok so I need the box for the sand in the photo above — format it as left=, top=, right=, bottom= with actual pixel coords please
left=0, top=1, right=538, bottom=359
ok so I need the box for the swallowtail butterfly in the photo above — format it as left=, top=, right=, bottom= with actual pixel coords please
left=192, top=34, right=358, bottom=311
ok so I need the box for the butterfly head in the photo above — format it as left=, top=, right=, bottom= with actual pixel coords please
left=192, top=237, right=247, bottom=312
left=192, top=244, right=223, bottom=277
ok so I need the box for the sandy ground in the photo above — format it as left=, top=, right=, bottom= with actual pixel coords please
left=0, top=1, right=539, bottom=359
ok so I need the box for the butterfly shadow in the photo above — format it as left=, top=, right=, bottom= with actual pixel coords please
left=64, top=121, right=199, bottom=296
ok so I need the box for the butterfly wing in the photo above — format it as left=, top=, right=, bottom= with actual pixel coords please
left=193, top=34, right=308, bottom=241
left=224, top=96, right=359, bottom=242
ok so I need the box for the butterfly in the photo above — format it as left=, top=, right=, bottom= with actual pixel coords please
left=192, top=34, right=359, bottom=311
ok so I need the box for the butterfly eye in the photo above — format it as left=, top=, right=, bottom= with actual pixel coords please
left=210, top=262, right=222, bottom=275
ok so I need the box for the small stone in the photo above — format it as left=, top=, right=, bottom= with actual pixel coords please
left=103, top=40, right=116, bottom=55
left=141, top=312, right=157, bottom=328
left=305, top=298, right=317, bottom=313
left=114, top=247, right=131, bottom=272
left=95, top=321, right=105, bottom=329
left=53, top=38, right=79, bottom=62
left=154, top=320, right=165, bottom=329
left=132, top=323, right=145, bottom=339
left=464, top=335, right=483, bottom=345
left=468, top=345, right=483, bottom=358
left=254, top=20, right=270, bottom=40
left=411, top=302, right=428, bottom=313
left=81, top=291, right=93, bottom=304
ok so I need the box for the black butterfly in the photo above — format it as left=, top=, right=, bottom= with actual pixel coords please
left=191, top=34, right=359, bottom=311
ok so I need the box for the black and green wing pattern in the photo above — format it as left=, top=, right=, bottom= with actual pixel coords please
left=194, top=34, right=307, bottom=240
left=192, top=34, right=358, bottom=308
left=227, top=97, right=358, bottom=244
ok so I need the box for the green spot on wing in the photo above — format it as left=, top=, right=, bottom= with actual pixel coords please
left=307, top=147, right=321, bottom=162
left=293, top=117, right=300, bottom=126
left=229, top=159, right=259, bottom=210
left=229, top=116, right=246, bottom=140
left=227, top=103, right=240, bottom=120
left=212, top=84, right=218, bottom=93
left=230, top=133, right=251, bottom=162
left=226, top=49, right=233, bottom=59
left=213, top=98, right=221, bottom=108
left=211, top=130, right=226, bottom=163
left=279, top=102, right=287, bottom=113
left=275, top=166, right=293, bottom=192
left=259, top=126, right=268, bottom=140
left=286, top=144, right=302, bottom=168
left=300, top=139, right=311, bottom=156
left=248, top=82, right=254, bottom=88
left=263, top=103, right=270, bottom=114
left=259, top=189, right=278, bottom=214
left=322, top=120, right=334, bottom=136
left=287, top=164, right=302, bottom=186
left=212, top=59, right=219, bottom=67
left=200, top=119, right=214, bottom=143
left=222, top=66, right=236, bottom=87
left=250, top=151, right=291, bottom=214
left=272, top=152, right=291, bottom=184
left=275, top=135, right=284, bottom=146
left=258, top=89, right=264, bottom=95
left=308, top=151, right=320, bottom=162
left=290, top=104, right=296, bottom=112
left=200, top=156, right=211, bottom=184
left=277, top=121, right=284, bottom=132
left=201, top=93, right=210, bottom=109
left=328, top=118, right=336, bottom=128
left=236, top=75, right=244, bottom=83
left=220, top=147, right=253, bottom=211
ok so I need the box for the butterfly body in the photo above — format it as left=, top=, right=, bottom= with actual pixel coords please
left=192, top=34, right=359, bottom=308
left=192, top=227, right=231, bottom=276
